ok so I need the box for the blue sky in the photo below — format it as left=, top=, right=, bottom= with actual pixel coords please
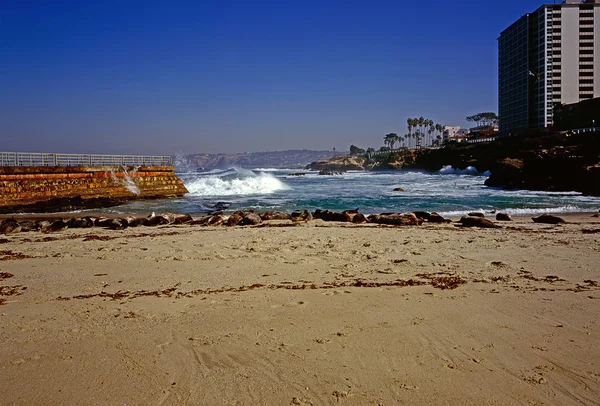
left=1, top=0, right=546, bottom=154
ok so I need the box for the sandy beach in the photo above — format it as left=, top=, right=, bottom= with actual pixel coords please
left=1, top=213, right=599, bottom=405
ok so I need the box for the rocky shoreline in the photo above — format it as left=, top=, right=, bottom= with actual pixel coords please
left=306, top=131, right=600, bottom=196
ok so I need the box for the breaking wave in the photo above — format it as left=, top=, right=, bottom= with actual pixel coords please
left=183, top=168, right=290, bottom=197
left=439, top=165, right=491, bottom=176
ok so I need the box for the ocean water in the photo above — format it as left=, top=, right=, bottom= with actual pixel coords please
left=102, top=167, right=600, bottom=216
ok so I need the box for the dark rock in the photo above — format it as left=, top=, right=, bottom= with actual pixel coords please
left=368, top=213, right=423, bottom=226
left=532, top=214, right=566, bottom=224
left=485, top=158, right=525, bottom=190
left=45, top=220, right=69, bottom=233
left=240, top=213, right=263, bottom=226
left=352, top=213, right=368, bottom=224
left=393, top=187, right=405, bottom=192
left=260, top=211, right=292, bottom=221
left=204, top=202, right=232, bottom=212
left=496, top=213, right=513, bottom=221
left=0, top=219, right=21, bottom=235
left=287, top=173, right=306, bottom=176
left=227, top=213, right=243, bottom=226
left=0, top=196, right=130, bottom=215
left=318, top=170, right=344, bottom=176
left=456, top=216, right=498, bottom=229
left=468, top=212, right=485, bottom=218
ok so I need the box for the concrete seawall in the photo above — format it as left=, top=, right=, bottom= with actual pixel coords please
left=0, top=166, right=188, bottom=213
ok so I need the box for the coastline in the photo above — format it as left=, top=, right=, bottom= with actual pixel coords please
left=1, top=215, right=599, bottom=404
left=2, top=210, right=598, bottom=223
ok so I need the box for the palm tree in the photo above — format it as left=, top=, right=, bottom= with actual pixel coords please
left=408, top=118, right=419, bottom=148
left=427, top=120, right=434, bottom=148
left=418, top=117, right=425, bottom=147
left=407, top=119, right=413, bottom=140
left=436, top=124, right=443, bottom=144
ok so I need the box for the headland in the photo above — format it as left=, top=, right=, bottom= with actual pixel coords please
left=307, top=131, right=600, bottom=196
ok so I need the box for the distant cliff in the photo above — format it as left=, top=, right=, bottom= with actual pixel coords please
left=177, top=150, right=341, bottom=170
left=305, top=131, right=600, bottom=196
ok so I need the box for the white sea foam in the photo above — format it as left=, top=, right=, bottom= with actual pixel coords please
left=439, top=165, right=490, bottom=176
left=253, top=168, right=299, bottom=172
left=110, top=166, right=140, bottom=195
left=185, top=172, right=290, bottom=196
left=438, top=206, right=596, bottom=217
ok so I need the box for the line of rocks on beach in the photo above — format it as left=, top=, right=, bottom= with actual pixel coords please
left=0, top=209, right=584, bottom=236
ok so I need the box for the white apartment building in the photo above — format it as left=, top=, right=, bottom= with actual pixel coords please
left=443, top=125, right=460, bottom=142
left=498, top=0, right=600, bottom=136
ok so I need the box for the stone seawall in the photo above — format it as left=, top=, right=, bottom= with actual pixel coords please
left=0, top=166, right=188, bottom=213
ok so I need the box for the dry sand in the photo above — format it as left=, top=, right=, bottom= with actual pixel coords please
left=1, top=214, right=599, bottom=405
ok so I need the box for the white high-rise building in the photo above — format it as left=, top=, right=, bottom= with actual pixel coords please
left=498, top=0, right=600, bottom=136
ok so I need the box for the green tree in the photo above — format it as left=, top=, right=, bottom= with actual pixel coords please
left=366, top=147, right=375, bottom=159
left=467, top=113, right=498, bottom=131
left=349, top=145, right=365, bottom=155
left=384, top=133, right=398, bottom=150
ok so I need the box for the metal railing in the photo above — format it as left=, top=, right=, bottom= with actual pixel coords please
left=0, top=152, right=172, bottom=167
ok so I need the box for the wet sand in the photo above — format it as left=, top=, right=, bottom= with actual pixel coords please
left=1, top=213, right=599, bottom=405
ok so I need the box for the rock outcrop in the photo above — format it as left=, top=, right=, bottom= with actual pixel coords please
left=306, top=156, right=365, bottom=172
